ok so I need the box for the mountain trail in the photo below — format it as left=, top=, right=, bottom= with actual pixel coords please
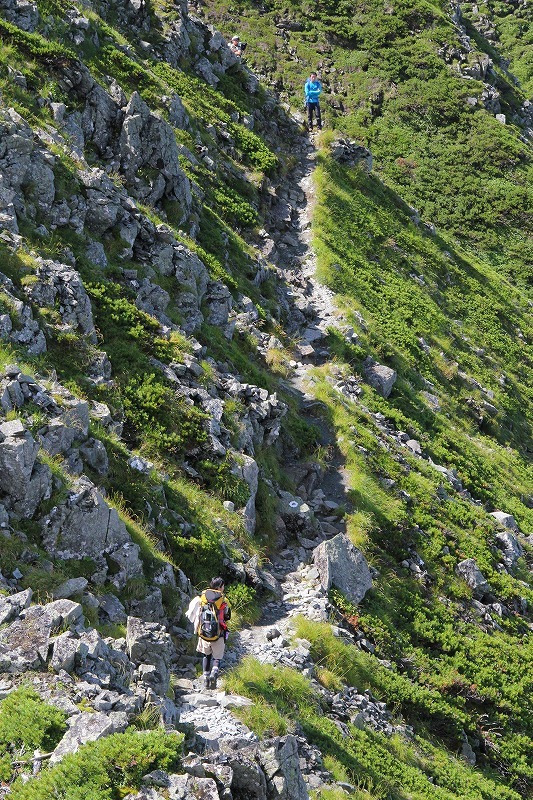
left=180, top=134, right=357, bottom=741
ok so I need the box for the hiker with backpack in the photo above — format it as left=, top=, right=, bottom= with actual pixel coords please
left=304, top=71, right=323, bottom=131
left=188, top=577, right=231, bottom=689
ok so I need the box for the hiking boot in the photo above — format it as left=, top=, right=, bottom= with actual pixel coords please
left=202, top=673, right=211, bottom=690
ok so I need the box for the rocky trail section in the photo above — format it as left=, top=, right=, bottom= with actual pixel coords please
left=170, top=135, right=401, bottom=790
left=174, top=129, right=533, bottom=786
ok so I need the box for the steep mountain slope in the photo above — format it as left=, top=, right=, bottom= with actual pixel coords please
left=0, top=0, right=531, bottom=798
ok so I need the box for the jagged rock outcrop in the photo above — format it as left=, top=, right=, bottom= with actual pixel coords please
left=330, top=138, right=372, bottom=171
left=119, top=92, right=192, bottom=214
left=0, top=418, right=52, bottom=517
left=24, top=258, right=96, bottom=340
left=126, top=616, right=176, bottom=696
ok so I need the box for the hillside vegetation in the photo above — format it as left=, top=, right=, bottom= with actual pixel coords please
left=0, top=0, right=531, bottom=797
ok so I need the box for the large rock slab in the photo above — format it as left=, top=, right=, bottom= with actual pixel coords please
left=313, top=534, right=372, bottom=604
left=42, top=476, right=143, bottom=586
left=50, top=711, right=128, bottom=764
left=363, top=357, right=397, bottom=399
left=0, top=598, right=83, bottom=673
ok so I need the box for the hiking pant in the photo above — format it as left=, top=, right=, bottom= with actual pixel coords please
left=307, top=101, right=322, bottom=129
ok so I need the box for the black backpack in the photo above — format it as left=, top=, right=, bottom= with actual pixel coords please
left=198, top=595, right=222, bottom=641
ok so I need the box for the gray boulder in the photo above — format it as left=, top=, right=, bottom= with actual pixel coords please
left=24, top=259, right=96, bottom=341
left=53, top=577, right=89, bottom=599
left=169, top=94, right=190, bottom=129
left=99, top=593, right=127, bottom=624
left=455, top=558, right=489, bottom=597
left=42, top=599, right=84, bottom=627
left=313, top=533, right=372, bottom=604
left=50, top=711, right=128, bottom=764
left=129, top=587, right=166, bottom=622
left=363, top=357, right=397, bottom=398
left=51, top=631, right=89, bottom=673
left=217, top=741, right=267, bottom=800
left=244, top=555, right=282, bottom=599
left=168, top=774, right=220, bottom=799
left=38, top=400, right=89, bottom=457
left=330, top=138, right=372, bottom=172
left=490, top=511, right=519, bottom=531
left=0, top=604, right=52, bottom=672
left=0, top=420, right=51, bottom=517
left=79, top=438, right=109, bottom=475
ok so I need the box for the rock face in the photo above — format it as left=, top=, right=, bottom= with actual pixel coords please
left=455, top=558, right=489, bottom=597
left=24, top=259, right=96, bottom=341
left=126, top=616, right=175, bottom=695
left=41, top=476, right=143, bottom=587
left=260, top=735, right=310, bottom=800
left=363, top=357, right=397, bottom=398
left=495, top=531, right=523, bottom=569
left=0, top=419, right=51, bottom=517
left=313, top=534, right=372, bottom=604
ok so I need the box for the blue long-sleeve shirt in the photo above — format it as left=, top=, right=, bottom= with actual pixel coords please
left=304, top=79, right=322, bottom=104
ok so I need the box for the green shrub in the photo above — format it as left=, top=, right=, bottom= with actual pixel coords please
left=198, top=456, right=250, bottom=506
left=213, top=186, right=258, bottom=228
left=0, top=687, right=67, bottom=781
left=0, top=18, right=74, bottom=62
left=228, top=123, right=278, bottom=172
left=225, top=582, right=260, bottom=626
left=123, top=372, right=208, bottom=456
left=10, top=729, right=183, bottom=800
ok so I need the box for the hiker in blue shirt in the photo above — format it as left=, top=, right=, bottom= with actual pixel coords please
left=304, top=71, right=322, bottom=131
